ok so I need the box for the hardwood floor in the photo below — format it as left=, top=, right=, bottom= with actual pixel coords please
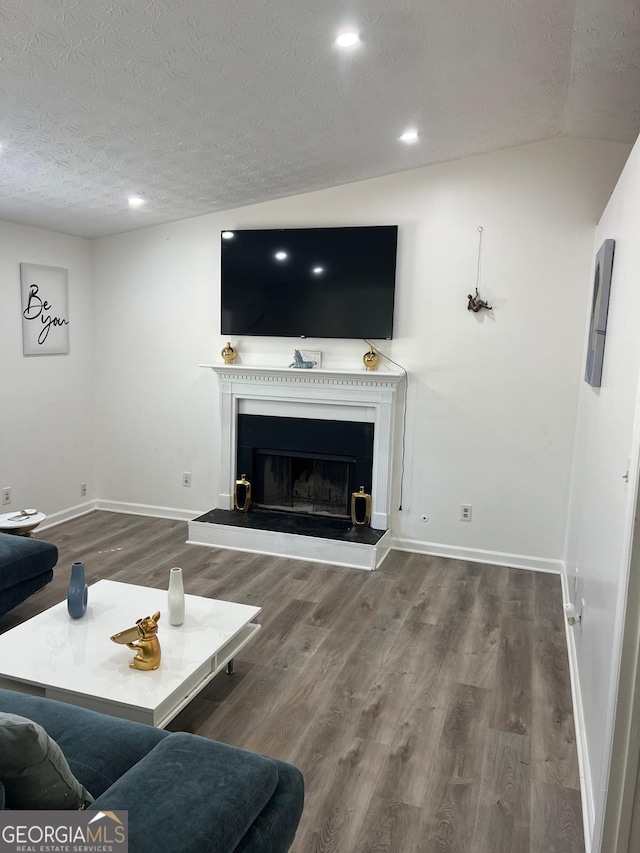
left=1, top=512, right=585, bottom=853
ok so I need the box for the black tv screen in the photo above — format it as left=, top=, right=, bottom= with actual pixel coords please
left=220, top=226, right=397, bottom=339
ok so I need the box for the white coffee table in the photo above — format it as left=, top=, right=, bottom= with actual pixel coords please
left=0, top=579, right=261, bottom=728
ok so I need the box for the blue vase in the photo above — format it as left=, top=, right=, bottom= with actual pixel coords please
left=67, top=561, right=88, bottom=619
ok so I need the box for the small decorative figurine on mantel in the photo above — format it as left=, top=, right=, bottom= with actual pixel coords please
left=363, top=346, right=379, bottom=371
left=290, top=349, right=317, bottom=369
left=111, top=611, right=162, bottom=671
left=221, top=342, right=237, bottom=364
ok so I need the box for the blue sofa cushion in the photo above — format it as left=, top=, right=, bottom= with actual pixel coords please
left=91, top=733, right=280, bottom=853
left=0, top=690, right=168, bottom=798
left=0, top=534, right=57, bottom=594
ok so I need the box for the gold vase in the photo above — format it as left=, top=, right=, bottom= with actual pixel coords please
left=221, top=342, right=237, bottom=364
left=363, top=346, right=379, bottom=371
left=234, top=474, right=252, bottom=512
left=351, top=486, right=372, bottom=526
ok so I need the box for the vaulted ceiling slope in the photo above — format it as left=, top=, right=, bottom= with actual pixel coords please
left=0, top=0, right=639, bottom=238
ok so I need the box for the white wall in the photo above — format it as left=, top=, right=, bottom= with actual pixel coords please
left=0, top=221, right=94, bottom=520
left=92, top=137, right=630, bottom=566
left=565, top=134, right=640, bottom=851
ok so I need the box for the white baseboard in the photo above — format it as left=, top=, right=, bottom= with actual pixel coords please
left=95, top=499, right=201, bottom=523
left=560, top=570, right=595, bottom=852
left=40, top=506, right=562, bottom=574
left=391, top=537, right=564, bottom=574
left=38, top=501, right=98, bottom=531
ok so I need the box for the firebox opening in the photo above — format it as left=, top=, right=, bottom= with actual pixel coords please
left=254, top=450, right=354, bottom=518
left=237, top=413, right=374, bottom=523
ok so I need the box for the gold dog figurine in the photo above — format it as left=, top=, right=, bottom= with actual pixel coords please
left=110, top=611, right=161, bottom=671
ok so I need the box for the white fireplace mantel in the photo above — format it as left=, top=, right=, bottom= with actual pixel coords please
left=203, top=363, right=405, bottom=388
left=200, top=363, right=405, bottom=531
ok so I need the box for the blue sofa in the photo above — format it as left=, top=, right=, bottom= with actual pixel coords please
left=0, top=689, right=304, bottom=853
left=0, top=532, right=57, bottom=618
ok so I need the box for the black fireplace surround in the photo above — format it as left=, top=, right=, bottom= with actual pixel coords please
left=237, top=414, right=374, bottom=519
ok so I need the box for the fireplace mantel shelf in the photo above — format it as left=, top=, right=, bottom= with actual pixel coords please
left=200, top=363, right=405, bottom=387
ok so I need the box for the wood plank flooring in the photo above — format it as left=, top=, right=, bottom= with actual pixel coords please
left=1, top=512, right=585, bottom=853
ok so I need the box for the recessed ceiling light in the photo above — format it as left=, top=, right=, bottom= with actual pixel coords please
left=128, top=196, right=146, bottom=208
left=275, top=251, right=288, bottom=261
left=312, top=267, right=324, bottom=274
left=221, top=231, right=234, bottom=239
left=399, top=129, right=419, bottom=144
left=335, top=31, right=360, bottom=48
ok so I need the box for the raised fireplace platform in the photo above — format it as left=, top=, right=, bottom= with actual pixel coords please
left=188, top=508, right=392, bottom=571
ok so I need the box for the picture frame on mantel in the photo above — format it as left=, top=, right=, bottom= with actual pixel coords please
left=584, top=239, right=615, bottom=388
left=20, top=263, right=70, bottom=355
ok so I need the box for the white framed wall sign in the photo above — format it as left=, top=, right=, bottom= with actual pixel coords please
left=20, top=263, right=70, bottom=355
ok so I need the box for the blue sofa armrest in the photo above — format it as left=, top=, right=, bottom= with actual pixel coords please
left=0, top=533, right=57, bottom=617
left=233, top=759, right=304, bottom=853
left=0, top=533, right=57, bottom=593
left=90, top=732, right=303, bottom=853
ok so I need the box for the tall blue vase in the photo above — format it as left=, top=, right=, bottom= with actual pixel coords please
left=67, top=561, right=88, bottom=619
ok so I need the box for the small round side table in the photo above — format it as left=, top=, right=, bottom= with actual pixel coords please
left=0, top=510, right=47, bottom=537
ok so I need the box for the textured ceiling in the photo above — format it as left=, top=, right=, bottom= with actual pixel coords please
left=0, top=0, right=639, bottom=238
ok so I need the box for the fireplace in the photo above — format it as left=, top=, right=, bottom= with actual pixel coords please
left=237, top=414, right=374, bottom=519
left=190, top=362, right=405, bottom=570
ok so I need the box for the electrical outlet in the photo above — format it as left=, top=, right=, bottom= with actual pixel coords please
left=461, top=504, right=472, bottom=522
left=2, top=487, right=11, bottom=506
left=182, top=472, right=191, bottom=487
left=81, top=483, right=87, bottom=497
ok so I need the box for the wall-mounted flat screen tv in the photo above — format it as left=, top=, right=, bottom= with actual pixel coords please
left=220, top=225, right=398, bottom=339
